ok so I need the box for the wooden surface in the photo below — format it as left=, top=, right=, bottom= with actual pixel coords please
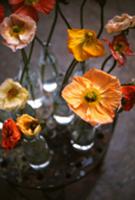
left=0, top=0, right=135, bottom=199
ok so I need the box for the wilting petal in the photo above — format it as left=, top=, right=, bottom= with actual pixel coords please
left=105, top=34, right=134, bottom=65
left=105, top=13, right=133, bottom=33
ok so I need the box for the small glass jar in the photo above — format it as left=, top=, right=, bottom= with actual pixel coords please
left=17, top=62, right=54, bottom=120
left=38, top=44, right=59, bottom=94
left=70, top=117, right=98, bottom=151
left=23, top=135, right=52, bottom=170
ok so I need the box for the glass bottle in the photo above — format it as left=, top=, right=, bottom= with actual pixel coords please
left=17, top=62, right=54, bottom=120
left=23, top=135, right=52, bottom=170
left=39, top=44, right=59, bottom=94
left=69, top=117, right=98, bottom=151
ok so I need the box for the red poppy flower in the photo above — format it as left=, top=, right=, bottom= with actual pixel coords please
left=1, top=119, right=21, bottom=150
left=121, top=85, right=135, bottom=111
left=0, top=3, right=5, bottom=23
left=105, top=34, right=134, bottom=65
left=9, top=0, right=56, bottom=21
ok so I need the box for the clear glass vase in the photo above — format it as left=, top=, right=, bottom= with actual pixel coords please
left=17, top=62, right=54, bottom=120
left=38, top=44, right=59, bottom=94
left=70, top=117, right=98, bottom=151
left=23, top=135, right=52, bottom=170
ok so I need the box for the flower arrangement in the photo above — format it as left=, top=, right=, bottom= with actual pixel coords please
left=0, top=0, right=135, bottom=169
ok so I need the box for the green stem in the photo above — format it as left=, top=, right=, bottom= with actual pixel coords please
left=57, top=4, right=72, bottom=29
left=97, top=5, right=104, bottom=38
left=40, top=5, right=58, bottom=83
left=81, top=61, right=86, bottom=73
left=107, top=59, right=117, bottom=73
left=20, top=39, right=35, bottom=84
left=60, top=59, right=78, bottom=94
left=35, top=36, right=44, bottom=47
left=47, top=53, right=58, bottom=75
left=46, top=3, right=58, bottom=47
left=101, top=54, right=112, bottom=70
left=80, top=0, right=87, bottom=28
left=20, top=49, right=28, bottom=84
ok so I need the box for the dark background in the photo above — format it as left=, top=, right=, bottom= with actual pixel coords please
left=0, top=0, right=135, bottom=199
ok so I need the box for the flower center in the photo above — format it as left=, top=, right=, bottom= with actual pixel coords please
left=29, top=121, right=38, bottom=131
left=84, top=91, right=98, bottom=103
left=11, top=25, right=23, bottom=37
left=25, top=0, right=38, bottom=5
left=7, top=87, right=19, bottom=99
left=12, top=25, right=22, bottom=33
left=114, top=42, right=125, bottom=52
left=85, top=32, right=95, bottom=43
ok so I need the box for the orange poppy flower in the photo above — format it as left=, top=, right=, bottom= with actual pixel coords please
left=68, top=29, right=105, bottom=62
left=17, top=114, right=41, bottom=137
left=0, top=3, right=5, bottom=23
left=1, top=119, right=21, bottom=150
left=9, top=0, right=56, bottom=21
left=121, top=85, right=135, bottom=111
left=62, top=68, right=122, bottom=126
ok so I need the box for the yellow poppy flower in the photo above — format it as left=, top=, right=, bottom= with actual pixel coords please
left=62, top=68, right=122, bottom=126
left=0, top=79, right=29, bottom=111
left=17, top=114, right=41, bottom=137
left=68, top=29, right=105, bottom=62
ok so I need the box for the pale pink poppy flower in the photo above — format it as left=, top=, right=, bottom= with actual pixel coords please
left=0, top=13, right=37, bottom=51
left=105, top=13, right=134, bottom=34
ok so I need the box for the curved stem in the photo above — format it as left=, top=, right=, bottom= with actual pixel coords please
left=35, top=36, right=44, bottom=47
left=60, top=59, right=78, bottom=94
left=80, top=0, right=87, bottom=28
left=46, top=3, right=58, bottom=47
left=57, top=4, right=72, bottom=29
left=35, top=2, right=58, bottom=48
left=97, top=5, right=104, bottom=38
left=20, top=49, right=28, bottom=84
left=107, top=59, right=117, bottom=73
left=20, top=39, right=35, bottom=84
left=101, top=54, right=112, bottom=70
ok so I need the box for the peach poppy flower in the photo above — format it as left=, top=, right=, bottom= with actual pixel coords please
left=0, top=3, right=5, bottom=23
left=0, top=14, right=37, bottom=51
left=105, top=13, right=135, bottom=34
left=62, top=68, right=122, bottom=126
left=68, top=29, right=105, bottom=62
left=9, top=0, right=56, bottom=21
left=17, top=114, right=41, bottom=137
left=0, top=79, right=29, bottom=111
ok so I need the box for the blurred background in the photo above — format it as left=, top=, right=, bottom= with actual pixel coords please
left=0, top=0, right=135, bottom=199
